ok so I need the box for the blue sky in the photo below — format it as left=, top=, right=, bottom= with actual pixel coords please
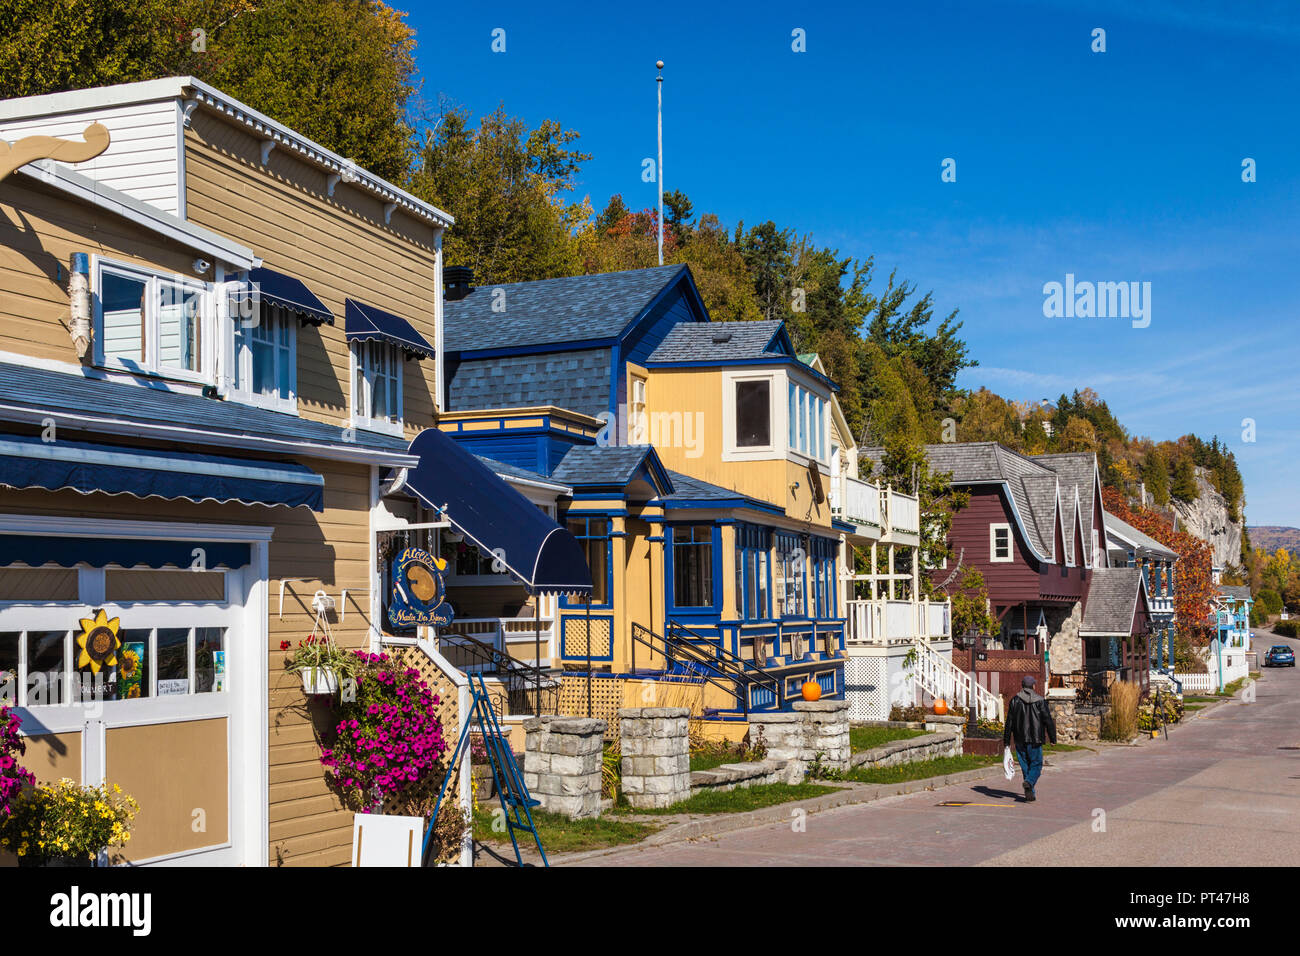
left=406, top=0, right=1300, bottom=527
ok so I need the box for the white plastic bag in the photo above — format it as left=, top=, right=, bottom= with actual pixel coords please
left=1002, top=746, right=1016, bottom=781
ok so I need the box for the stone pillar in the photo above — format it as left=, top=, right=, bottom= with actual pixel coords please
left=750, top=699, right=851, bottom=779
left=523, top=715, right=606, bottom=819
left=1046, top=601, right=1083, bottom=675
left=618, top=707, right=690, bottom=808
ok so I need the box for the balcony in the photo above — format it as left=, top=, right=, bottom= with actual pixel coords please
left=882, top=488, right=920, bottom=537
left=845, top=598, right=950, bottom=646
left=830, top=474, right=882, bottom=530
left=1149, top=594, right=1174, bottom=616
left=438, top=616, right=555, bottom=671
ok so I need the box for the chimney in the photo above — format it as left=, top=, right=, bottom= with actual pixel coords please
left=444, top=266, right=474, bottom=302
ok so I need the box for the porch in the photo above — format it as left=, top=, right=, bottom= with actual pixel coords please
left=829, top=474, right=920, bottom=540
left=844, top=598, right=951, bottom=646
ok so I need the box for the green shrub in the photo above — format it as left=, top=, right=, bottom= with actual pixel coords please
left=1274, top=620, right=1300, bottom=638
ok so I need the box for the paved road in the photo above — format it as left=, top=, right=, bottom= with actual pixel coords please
left=584, top=635, right=1300, bottom=867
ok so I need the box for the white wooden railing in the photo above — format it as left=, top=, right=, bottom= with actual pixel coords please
left=439, top=616, right=555, bottom=669
left=831, top=474, right=883, bottom=527
left=883, top=488, right=920, bottom=535
left=912, top=640, right=1004, bottom=720
left=846, top=599, right=951, bottom=645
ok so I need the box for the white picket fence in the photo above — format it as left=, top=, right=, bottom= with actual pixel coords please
left=1173, top=641, right=1250, bottom=693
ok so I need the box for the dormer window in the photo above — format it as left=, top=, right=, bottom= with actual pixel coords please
left=94, top=257, right=210, bottom=383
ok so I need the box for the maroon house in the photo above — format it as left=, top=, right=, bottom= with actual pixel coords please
left=898, top=443, right=1151, bottom=704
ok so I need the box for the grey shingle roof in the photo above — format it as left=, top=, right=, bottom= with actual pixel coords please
left=659, top=470, right=780, bottom=512
left=645, top=320, right=785, bottom=363
left=551, top=445, right=662, bottom=488
left=1082, top=568, right=1145, bottom=635
left=1105, top=513, right=1179, bottom=561
left=1220, top=584, right=1252, bottom=602
left=0, top=361, right=410, bottom=459
left=443, top=265, right=687, bottom=353
left=445, top=348, right=611, bottom=417
left=1030, top=453, right=1102, bottom=565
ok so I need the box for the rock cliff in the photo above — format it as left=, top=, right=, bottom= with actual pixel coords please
left=1169, top=468, right=1244, bottom=569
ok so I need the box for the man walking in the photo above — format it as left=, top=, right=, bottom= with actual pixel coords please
left=1002, top=675, right=1057, bottom=802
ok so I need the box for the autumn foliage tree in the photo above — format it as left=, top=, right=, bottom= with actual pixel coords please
left=1103, top=487, right=1215, bottom=669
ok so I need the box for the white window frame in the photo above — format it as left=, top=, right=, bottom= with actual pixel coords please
left=990, top=523, right=1014, bottom=562
left=92, top=255, right=213, bottom=385
left=629, top=375, right=648, bottom=445
left=722, top=369, right=779, bottom=461
left=785, top=371, right=831, bottom=467
left=350, top=340, right=405, bottom=437
left=228, top=302, right=298, bottom=414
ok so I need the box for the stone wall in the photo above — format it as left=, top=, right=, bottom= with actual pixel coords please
left=618, top=707, right=691, bottom=809
left=1046, top=601, right=1084, bottom=675
left=750, top=699, right=850, bottom=778
left=690, top=758, right=789, bottom=794
left=522, top=715, right=605, bottom=819
left=1047, top=693, right=1106, bottom=741
left=850, top=731, right=962, bottom=769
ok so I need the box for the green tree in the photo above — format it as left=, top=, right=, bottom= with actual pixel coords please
left=410, top=103, right=591, bottom=283
left=1170, top=456, right=1200, bottom=503
left=1141, top=447, right=1171, bottom=506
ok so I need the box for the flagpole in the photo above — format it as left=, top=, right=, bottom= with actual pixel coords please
left=656, top=59, right=664, bottom=266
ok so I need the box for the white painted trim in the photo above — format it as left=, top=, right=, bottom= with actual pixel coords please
left=0, top=77, right=453, bottom=228
left=720, top=368, right=780, bottom=462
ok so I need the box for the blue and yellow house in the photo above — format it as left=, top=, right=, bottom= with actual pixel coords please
left=438, top=265, right=869, bottom=717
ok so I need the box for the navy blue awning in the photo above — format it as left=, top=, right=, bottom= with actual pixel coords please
left=0, top=535, right=250, bottom=570
left=404, top=428, right=592, bottom=595
left=0, top=434, right=324, bottom=511
left=346, top=299, right=436, bottom=359
left=233, top=268, right=334, bottom=325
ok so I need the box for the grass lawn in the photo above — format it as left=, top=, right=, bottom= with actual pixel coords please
left=615, top=782, right=841, bottom=816
left=690, top=750, right=754, bottom=772
left=1044, top=743, right=1091, bottom=753
left=1184, top=704, right=1204, bottom=713
left=843, top=753, right=1001, bottom=785
left=472, top=806, right=660, bottom=854
left=850, top=726, right=927, bottom=753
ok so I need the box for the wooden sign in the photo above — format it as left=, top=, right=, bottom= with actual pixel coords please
left=388, top=547, right=454, bottom=628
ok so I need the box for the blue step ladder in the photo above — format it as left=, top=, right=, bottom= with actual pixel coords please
left=422, top=672, right=547, bottom=867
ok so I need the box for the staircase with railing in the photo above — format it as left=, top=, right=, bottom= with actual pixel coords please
left=439, top=634, right=559, bottom=716
left=631, top=621, right=784, bottom=715
left=912, top=639, right=1003, bottom=720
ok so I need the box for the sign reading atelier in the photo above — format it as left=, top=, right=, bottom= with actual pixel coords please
left=388, top=547, right=454, bottom=628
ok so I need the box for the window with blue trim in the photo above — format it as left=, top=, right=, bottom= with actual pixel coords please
left=672, top=525, right=714, bottom=608
left=566, top=518, right=610, bottom=606
left=774, top=531, right=805, bottom=617
left=734, top=524, right=770, bottom=620
left=811, top=537, right=837, bottom=618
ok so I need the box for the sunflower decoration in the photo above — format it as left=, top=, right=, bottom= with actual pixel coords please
left=76, top=609, right=121, bottom=675
left=119, top=648, right=140, bottom=679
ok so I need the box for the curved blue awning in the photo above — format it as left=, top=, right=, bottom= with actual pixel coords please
left=0, top=434, right=324, bottom=511
left=345, top=299, right=436, bottom=359
left=231, top=268, right=333, bottom=325
left=404, top=427, right=592, bottom=595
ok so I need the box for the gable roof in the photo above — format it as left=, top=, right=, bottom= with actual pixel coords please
left=1030, top=452, right=1104, bottom=564
left=1105, top=513, right=1179, bottom=561
left=550, top=444, right=673, bottom=498
left=1219, top=584, right=1252, bottom=602
left=1081, top=567, right=1147, bottom=636
left=443, top=265, right=690, bottom=353
left=646, top=319, right=786, bottom=363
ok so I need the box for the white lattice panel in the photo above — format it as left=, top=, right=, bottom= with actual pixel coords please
left=845, top=657, right=889, bottom=720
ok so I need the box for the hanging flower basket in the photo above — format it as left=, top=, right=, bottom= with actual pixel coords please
left=300, top=666, right=340, bottom=696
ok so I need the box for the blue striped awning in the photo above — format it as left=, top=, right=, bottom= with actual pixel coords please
left=0, top=535, right=251, bottom=570
left=231, top=268, right=333, bottom=325
left=345, top=299, right=436, bottom=359
left=0, top=434, right=324, bottom=511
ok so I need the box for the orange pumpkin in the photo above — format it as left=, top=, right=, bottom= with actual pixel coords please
left=934, top=699, right=949, bottom=716
left=801, top=680, right=822, bottom=701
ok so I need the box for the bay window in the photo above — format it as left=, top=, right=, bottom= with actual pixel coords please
left=734, top=525, right=770, bottom=620
left=774, top=532, right=805, bottom=617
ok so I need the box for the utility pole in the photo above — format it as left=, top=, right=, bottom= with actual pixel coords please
left=656, top=59, right=664, bottom=266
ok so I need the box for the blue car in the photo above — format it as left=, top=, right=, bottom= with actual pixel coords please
left=1265, top=645, right=1295, bottom=667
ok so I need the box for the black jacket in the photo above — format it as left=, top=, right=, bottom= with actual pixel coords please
left=1003, top=689, right=1057, bottom=748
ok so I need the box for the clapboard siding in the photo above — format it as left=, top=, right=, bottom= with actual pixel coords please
left=0, top=177, right=202, bottom=364
left=181, top=110, right=439, bottom=435
left=0, top=101, right=181, bottom=215
left=938, top=486, right=1044, bottom=602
